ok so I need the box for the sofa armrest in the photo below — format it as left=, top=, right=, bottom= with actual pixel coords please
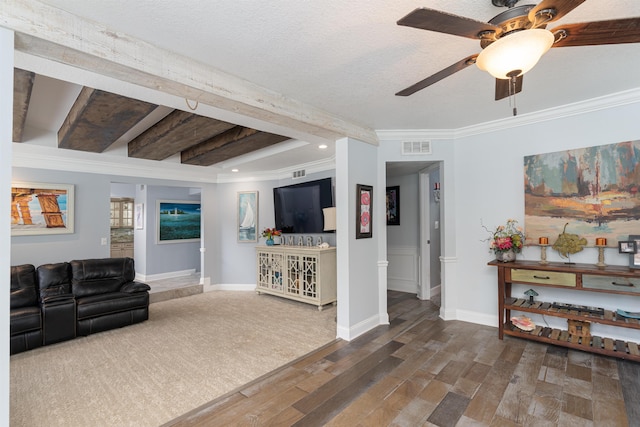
left=41, top=293, right=75, bottom=305
left=120, top=281, right=151, bottom=293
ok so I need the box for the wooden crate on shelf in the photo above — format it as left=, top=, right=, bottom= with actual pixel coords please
left=567, top=319, right=591, bottom=338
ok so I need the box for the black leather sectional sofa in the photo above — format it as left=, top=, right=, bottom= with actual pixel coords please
left=10, top=257, right=150, bottom=355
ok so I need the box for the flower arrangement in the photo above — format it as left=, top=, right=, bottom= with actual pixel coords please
left=261, top=228, right=282, bottom=240
left=484, top=219, right=525, bottom=254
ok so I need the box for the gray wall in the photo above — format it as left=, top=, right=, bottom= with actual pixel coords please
left=142, top=185, right=201, bottom=276
left=213, top=170, right=336, bottom=285
left=11, top=168, right=111, bottom=266
left=386, top=173, right=419, bottom=248
left=11, top=168, right=204, bottom=276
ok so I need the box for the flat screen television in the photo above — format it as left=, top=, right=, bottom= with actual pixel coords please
left=273, top=178, right=333, bottom=233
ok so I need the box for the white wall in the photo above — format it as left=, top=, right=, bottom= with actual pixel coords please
left=336, top=137, right=381, bottom=340
left=1, top=26, right=14, bottom=427
left=453, top=101, right=640, bottom=340
left=386, top=173, right=419, bottom=293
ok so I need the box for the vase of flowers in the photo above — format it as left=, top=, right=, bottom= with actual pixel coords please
left=484, top=219, right=525, bottom=262
left=262, top=228, right=281, bottom=246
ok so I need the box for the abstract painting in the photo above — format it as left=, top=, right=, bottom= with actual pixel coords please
left=524, top=141, right=640, bottom=247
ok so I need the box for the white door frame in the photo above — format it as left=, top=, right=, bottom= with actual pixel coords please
left=418, top=170, right=431, bottom=300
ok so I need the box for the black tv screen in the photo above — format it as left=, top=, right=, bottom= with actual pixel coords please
left=273, top=178, right=333, bottom=233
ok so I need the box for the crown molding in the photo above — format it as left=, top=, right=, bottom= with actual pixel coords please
left=456, top=87, right=640, bottom=138
left=376, top=88, right=640, bottom=142
left=12, top=143, right=220, bottom=184
left=216, top=156, right=336, bottom=183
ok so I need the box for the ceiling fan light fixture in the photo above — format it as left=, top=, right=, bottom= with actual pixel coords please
left=476, top=29, right=554, bottom=79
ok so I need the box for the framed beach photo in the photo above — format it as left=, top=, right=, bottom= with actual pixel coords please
left=238, top=191, right=258, bottom=242
left=156, top=200, right=201, bottom=243
left=11, top=182, right=75, bottom=236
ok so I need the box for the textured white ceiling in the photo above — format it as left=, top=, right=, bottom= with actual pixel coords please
left=35, top=0, right=640, bottom=130
left=17, top=0, right=640, bottom=175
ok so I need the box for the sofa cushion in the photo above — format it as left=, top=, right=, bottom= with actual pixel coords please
left=37, top=262, right=72, bottom=300
left=10, top=264, right=38, bottom=309
left=10, top=306, right=41, bottom=335
left=76, top=292, right=149, bottom=320
left=70, top=258, right=135, bottom=297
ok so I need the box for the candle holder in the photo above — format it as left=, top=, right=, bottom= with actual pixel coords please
left=596, top=244, right=606, bottom=267
left=539, top=244, right=549, bottom=265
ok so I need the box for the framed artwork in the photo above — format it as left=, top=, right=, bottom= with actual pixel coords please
left=524, top=140, right=640, bottom=247
left=386, top=186, right=400, bottom=226
left=618, top=240, right=636, bottom=254
left=135, top=203, right=144, bottom=230
left=11, top=182, right=75, bottom=236
left=238, top=191, right=258, bottom=242
left=156, top=200, right=201, bottom=243
left=629, top=235, right=640, bottom=269
left=356, top=184, right=373, bottom=239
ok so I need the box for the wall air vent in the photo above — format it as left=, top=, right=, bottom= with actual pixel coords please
left=402, top=141, right=431, bottom=155
left=292, top=169, right=306, bottom=179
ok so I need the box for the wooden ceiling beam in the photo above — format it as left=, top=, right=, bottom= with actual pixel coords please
left=58, top=87, right=157, bottom=152
left=181, top=126, right=289, bottom=166
left=5, top=1, right=379, bottom=145
left=128, top=110, right=236, bottom=161
left=12, top=68, right=34, bottom=142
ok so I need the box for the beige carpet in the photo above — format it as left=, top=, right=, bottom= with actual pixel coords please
left=10, top=291, right=337, bottom=426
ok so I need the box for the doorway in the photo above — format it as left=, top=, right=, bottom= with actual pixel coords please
left=385, top=161, right=442, bottom=301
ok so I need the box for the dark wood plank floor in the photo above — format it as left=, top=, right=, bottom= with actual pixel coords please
left=165, top=291, right=636, bottom=427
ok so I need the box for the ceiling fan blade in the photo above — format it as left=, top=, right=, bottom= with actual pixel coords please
left=396, top=54, right=478, bottom=97
left=495, top=76, right=523, bottom=101
left=551, top=18, right=640, bottom=47
left=398, top=8, right=500, bottom=40
left=528, top=0, right=586, bottom=25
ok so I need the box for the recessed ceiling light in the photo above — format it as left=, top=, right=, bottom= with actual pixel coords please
left=318, top=144, right=328, bottom=150
left=231, top=168, right=239, bottom=172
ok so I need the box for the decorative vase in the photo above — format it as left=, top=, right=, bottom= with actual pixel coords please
left=496, top=249, right=516, bottom=262
left=266, top=237, right=274, bottom=246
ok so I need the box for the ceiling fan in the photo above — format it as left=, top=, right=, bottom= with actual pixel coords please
left=396, top=0, right=640, bottom=103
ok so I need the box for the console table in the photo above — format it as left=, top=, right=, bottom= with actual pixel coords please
left=256, top=245, right=337, bottom=310
left=490, top=259, right=640, bottom=361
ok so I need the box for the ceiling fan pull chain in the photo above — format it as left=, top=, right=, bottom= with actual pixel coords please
left=509, top=75, right=518, bottom=116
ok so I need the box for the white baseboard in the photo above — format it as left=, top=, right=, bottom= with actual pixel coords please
left=387, top=281, right=416, bottom=294
left=204, top=283, right=256, bottom=292
left=336, top=313, right=380, bottom=341
left=136, top=269, right=196, bottom=282
left=430, top=284, right=441, bottom=296
left=455, top=310, right=498, bottom=328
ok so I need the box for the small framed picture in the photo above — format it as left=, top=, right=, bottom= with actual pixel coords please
left=386, top=186, right=400, bottom=226
left=629, top=235, right=640, bottom=269
left=356, top=184, right=372, bottom=239
left=618, top=240, right=637, bottom=254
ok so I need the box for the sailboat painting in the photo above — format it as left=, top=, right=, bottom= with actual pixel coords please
left=524, top=141, right=640, bottom=247
left=237, top=191, right=258, bottom=242
left=157, top=200, right=201, bottom=243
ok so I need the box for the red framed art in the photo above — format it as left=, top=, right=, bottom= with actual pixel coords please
left=356, top=184, right=373, bottom=239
